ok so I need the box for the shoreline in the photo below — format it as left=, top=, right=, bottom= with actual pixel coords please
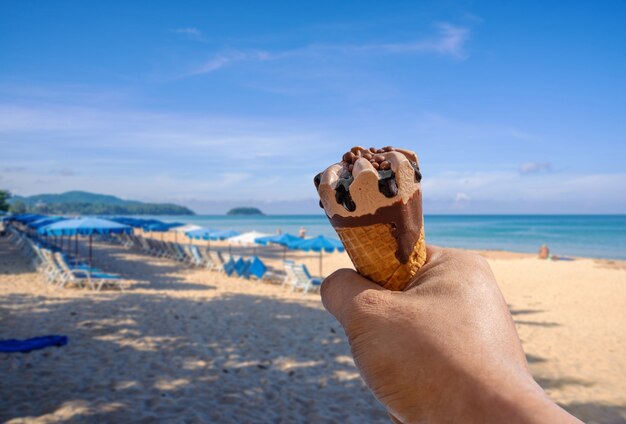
left=147, top=228, right=626, bottom=269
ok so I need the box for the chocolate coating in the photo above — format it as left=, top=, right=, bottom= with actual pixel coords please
left=328, top=189, right=423, bottom=264
left=378, top=176, right=398, bottom=198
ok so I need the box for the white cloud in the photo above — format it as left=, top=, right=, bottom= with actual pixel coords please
left=367, top=23, right=469, bottom=58
left=454, top=192, right=471, bottom=208
left=0, top=102, right=339, bottom=202
left=186, top=23, right=471, bottom=76
left=2, top=101, right=623, bottom=213
left=422, top=170, right=626, bottom=213
left=187, top=50, right=272, bottom=75
left=171, top=27, right=203, bottom=40
left=519, top=162, right=552, bottom=174
left=411, top=111, right=539, bottom=144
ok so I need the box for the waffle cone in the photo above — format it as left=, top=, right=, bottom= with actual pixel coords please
left=335, top=221, right=426, bottom=291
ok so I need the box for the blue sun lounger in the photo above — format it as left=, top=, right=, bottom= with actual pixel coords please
left=0, top=335, right=68, bottom=353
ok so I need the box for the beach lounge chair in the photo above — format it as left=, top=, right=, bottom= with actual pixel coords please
left=233, top=257, right=249, bottom=277
left=282, top=260, right=297, bottom=289
left=38, top=248, right=64, bottom=284
left=223, top=256, right=238, bottom=276
left=290, top=263, right=323, bottom=294
left=244, top=256, right=287, bottom=284
left=54, top=252, right=125, bottom=291
left=244, top=256, right=266, bottom=280
left=206, top=251, right=224, bottom=272
left=198, top=248, right=214, bottom=269
left=189, top=245, right=206, bottom=267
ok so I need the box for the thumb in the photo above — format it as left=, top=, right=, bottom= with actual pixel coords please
left=320, top=268, right=384, bottom=327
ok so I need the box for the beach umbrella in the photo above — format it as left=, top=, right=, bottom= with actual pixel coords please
left=289, top=235, right=345, bottom=277
left=176, top=224, right=202, bottom=232
left=226, top=231, right=269, bottom=244
left=186, top=227, right=217, bottom=250
left=228, top=231, right=271, bottom=255
left=28, top=216, right=66, bottom=229
left=13, top=213, right=46, bottom=224
left=111, top=217, right=163, bottom=230
left=174, top=224, right=200, bottom=242
left=110, top=217, right=144, bottom=228
left=186, top=227, right=216, bottom=240
left=39, top=217, right=132, bottom=274
left=29, top=217, right=68, bottom=251
left=208, top=229, right=240, bottom=240
left=255, top=233, right=302, bottom=260
left=206, top=229, right=240, bottom=254
left=143, top=222, right=184, bottom=240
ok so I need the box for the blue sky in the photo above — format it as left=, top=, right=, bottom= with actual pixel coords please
left=1, top=0, right=625, bottom=213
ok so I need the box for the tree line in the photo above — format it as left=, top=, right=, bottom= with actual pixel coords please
left=0, top=190, right=193, bottom=215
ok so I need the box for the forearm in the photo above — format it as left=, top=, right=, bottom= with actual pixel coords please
left=436, top=373, right=581, bottom=424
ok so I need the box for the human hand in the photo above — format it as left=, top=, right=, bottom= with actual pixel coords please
left=321, top=245, right=581, bottom=423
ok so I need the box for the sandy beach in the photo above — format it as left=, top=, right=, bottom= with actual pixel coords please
left=1, top=232, right=625, bottom=423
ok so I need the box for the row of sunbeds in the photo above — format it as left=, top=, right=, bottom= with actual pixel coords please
left=109, top=233, right=323, bottom=294
left=7, top=228, right=125, bottom=291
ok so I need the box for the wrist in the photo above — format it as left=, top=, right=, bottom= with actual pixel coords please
left=455, top=371, right=580, bottom=424
left=404, top=366, right=581, bottom=424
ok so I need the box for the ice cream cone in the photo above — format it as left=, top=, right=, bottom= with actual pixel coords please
left=315, top=146, right=426, bottom=291
left=335, top=222, right=426, bottom=290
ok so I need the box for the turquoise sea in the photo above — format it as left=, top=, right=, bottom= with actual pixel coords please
left=144, top=215, right=626, bottom=261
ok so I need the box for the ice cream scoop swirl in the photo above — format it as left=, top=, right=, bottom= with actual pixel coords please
left=315, top=146, right=422, bottom=218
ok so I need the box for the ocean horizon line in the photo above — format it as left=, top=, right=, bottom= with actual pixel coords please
left=129, top=213, right=626, bottom=217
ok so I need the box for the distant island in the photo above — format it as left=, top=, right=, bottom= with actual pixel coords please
left=226, top=207, right=264, bottom=216
left=8, top=191, right=194, bottom=215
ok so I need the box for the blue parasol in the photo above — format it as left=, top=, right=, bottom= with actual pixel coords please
left=39, top=217, right=132, bottom=273
left=289, top=235, right=345, bottom=277
left=255, top=233, right=302, bottom=260
left=208, top=229, right=240, bottom=241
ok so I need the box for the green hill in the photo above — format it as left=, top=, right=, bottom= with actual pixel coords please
left=226, top=207, right=264, bottom=216
left=9, top=191, right=194, bottom=215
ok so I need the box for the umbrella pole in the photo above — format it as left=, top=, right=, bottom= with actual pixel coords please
left=89, top=234, right=93, bottom=278
left=228, top=243, right=232, bottom=255
left=283, top=246, right=286, bottom=261
left=319, top=250, right=322, bottom=278
left=75, top=233, right=78, bottom=267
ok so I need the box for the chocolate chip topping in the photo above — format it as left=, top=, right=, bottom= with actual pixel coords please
left=411, top=162, right=422, bottom=183
left=319, top=146, right=421, bottom=212
left=340, top=146, right=397, bottom=170
left=342, top=151, right=356, bottom=163
left=378, top=171, right=398, bottom=197
left=335, top=180, right=356, bottom=212
left=313, top=172, right=323, bottom=189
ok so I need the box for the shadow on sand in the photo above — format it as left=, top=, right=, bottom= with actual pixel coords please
left=0, top=291, right=388, bottom=423
left=508, top=306, right=626, bottom=423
